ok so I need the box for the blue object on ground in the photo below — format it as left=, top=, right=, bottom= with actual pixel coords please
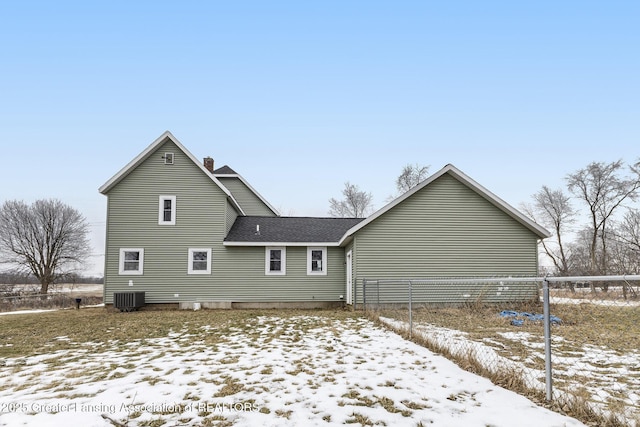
left=521, top=312, right=544, bottom=321
left=500, top=310, right=562, bottom=326
left=500, top=310, right=519, bottom=318
left=550, top=315, right=562, bottom=325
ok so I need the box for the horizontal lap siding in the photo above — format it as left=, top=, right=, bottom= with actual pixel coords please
left=361, top=282, right=539, bottom=305
left=217, top=177, right=276, bottom=216
left=354, top=173, right=540, bottom=304
left=104, top=140, right=227, bottom=304
left=212, top=246, right=346, bottom=301
left=104, top=140, right=345, bottom=303
left=226, top=201, right=239, bottom=234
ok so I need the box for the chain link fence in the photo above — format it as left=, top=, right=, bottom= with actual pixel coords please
left=362, top=275, right=640, bottom=427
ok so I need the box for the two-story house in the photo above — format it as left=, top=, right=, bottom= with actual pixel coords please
left=99, top=131, right=550, bottom=308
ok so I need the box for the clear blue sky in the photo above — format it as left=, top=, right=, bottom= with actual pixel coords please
left=1, top=1, right=638, bottom=276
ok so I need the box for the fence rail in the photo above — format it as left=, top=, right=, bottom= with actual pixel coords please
left=363, top=275, right=640, bottom=426
left=0, top=292, right=102, bottom=312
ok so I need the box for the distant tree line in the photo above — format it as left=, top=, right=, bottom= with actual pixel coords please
left=522, top=159, right=640, bottom=287
left=0, top=270, right=103, bottom=286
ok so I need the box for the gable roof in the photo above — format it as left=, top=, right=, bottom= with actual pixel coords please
left=213, top=165, right=238, bottom=175
left=214, top=169, right=280, bottom=216
left=98, top=131, right=246, bottom=215
left=339, top=164, right=551, bottom=245
left=224, top=216, right=364, bottom=246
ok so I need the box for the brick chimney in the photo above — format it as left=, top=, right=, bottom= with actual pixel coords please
left=203, top=157, right=214, bottom=173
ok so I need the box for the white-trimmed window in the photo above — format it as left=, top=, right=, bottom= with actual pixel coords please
left=188, top=248, right=212, bottom=274
left=164, top=152, right=174, bottom=165
left=307, top=247, right=327, bottom=275
left=119, top=248, right=144, bottom=275
left=158, top=195, right=176, bottom=225
left=265, top=247, right=286, bottom=275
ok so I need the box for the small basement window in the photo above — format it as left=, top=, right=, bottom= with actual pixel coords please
left=164, top=152, right=174, bottom=164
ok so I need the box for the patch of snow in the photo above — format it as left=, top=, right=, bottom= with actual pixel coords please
left=551, top=296, right=640, bottom=307
left=380, top=316, right=639, bottom=425
left=0, top=315, right=585, bottom=426
left=0, top=309, right=58, bottom=316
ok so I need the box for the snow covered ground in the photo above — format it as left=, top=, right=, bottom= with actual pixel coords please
left=0, top=314, right=585, bottom=426
left=379, top=316, right=639, bottom=426
left=0, top=309, right=59, bottom=316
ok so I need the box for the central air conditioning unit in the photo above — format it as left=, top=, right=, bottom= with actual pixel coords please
left=113, top=292, right=145, bottom=312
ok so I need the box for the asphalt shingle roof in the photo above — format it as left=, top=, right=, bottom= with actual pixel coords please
left=225, top=216, right=365, bottom=243
left=213, top=165, right=237, bottom=175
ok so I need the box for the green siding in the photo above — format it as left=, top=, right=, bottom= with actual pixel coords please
left=104, top=140, right=345, bottom=303
left=211, top=246, right=346, bottom=301
left=104, top=140, right=228, bottom=304
left=217, top=176, right=276, bottom=216
left=104, top=141, right=539, bottom=306
left=352, top=173, right=540, bottom=304
left=360, top=279, right=539, bottom=305
left=225, top=201, right=239, bottom=234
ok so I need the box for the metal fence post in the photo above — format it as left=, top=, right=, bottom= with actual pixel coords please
left=408, top=280, right=413, bottom=339
left=363, top=278, right=366, bottom=312
left=543, top=277, right=553, bottom=401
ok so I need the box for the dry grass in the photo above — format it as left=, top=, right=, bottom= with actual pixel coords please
left=3, top=304, right=632, bottom=426
left=0, top=307, right=359, bottom=359
left=0, top=283, right=103, bottom=312
left=0, top=294, right=103, bottom=313
left=386, top=301, right=638, bottom=354
left=368, top=301, right=639, bottom=427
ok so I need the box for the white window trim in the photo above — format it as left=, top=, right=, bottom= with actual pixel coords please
left=307, top=247, right=328, bottom=275
left=164, top=152, right=174, bottom=165
left=188, top=248, right=212, bottom=275
left=119, top=248, right=144, bottom=275
left=265, top=247, right=286, bottom=275
left=158, top=195, right=176, bottom=225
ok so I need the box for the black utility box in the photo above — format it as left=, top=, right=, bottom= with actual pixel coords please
left=113, top=292, right=145, bottom=312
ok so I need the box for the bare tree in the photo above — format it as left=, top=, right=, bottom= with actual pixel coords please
left=611, top=213, right=640, bottom=298
left=606, top=224, right=640, bottom=275
left=396, top=163, right=430, bottom=194
left=617, top=208, right=640, bottom=253
left=566, top=160, right=640, bottom=279
left=329, top=182, right=374, bottom=218
left=0, top=199, right=90, bottom=294
left=522, top=186, right=576, bottom=277
left=565, top=228, right=597, bottom=277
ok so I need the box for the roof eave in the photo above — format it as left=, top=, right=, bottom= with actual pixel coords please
left=99, top=131, right=177, bottom=194
left=223, top=241, right=341, bottom=247
left=215, top=173, right=280, bottom=216
left=97, top=131, right=246, bottom=216
left=337, top=164, right=551, bottom=242
left=443, top=166, right=551, bottom=239
left=338, top=234, right=355, bottom=247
